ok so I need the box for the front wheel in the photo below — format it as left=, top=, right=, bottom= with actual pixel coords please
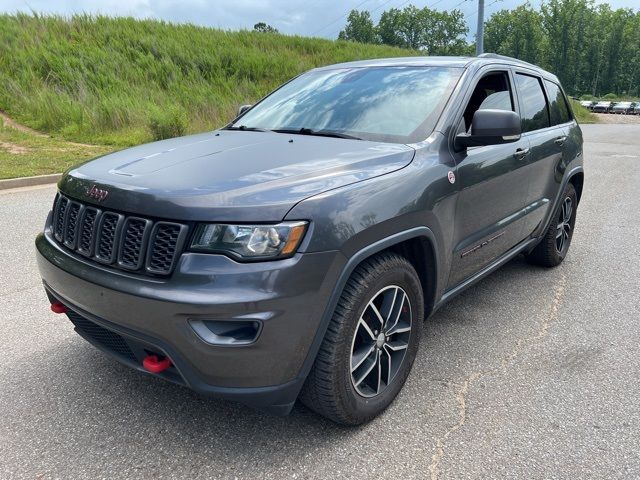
left=300, top=252, right=424, bottom=425
left=527, top=182, right=578, bottom=267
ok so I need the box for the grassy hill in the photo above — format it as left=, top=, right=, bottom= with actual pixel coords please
left=0, top=14, right=416, bottom=146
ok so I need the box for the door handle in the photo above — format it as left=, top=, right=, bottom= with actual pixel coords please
left=554, top=136, right=567, bottom=146
left=513, top=148, right=530, bottom=160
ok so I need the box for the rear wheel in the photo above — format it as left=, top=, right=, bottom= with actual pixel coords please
left=527, top=182, right=578, bottom=267
left=300, top=252, right=423, bottom=425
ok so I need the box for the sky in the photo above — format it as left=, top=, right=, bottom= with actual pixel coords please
left=2, top=0, right=638, bottom=40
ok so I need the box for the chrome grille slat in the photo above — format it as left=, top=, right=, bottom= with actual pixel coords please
left=50, top=194, right=186, bottom=276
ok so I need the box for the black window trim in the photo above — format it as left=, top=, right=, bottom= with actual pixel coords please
left=542, top=78, right=574, bottom=126
left=446, top=65, right=521, bottom=150
left=513, top=70, right=552, bottom=135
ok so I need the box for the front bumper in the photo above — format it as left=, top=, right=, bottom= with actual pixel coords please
left=36, top=231, right=344, bottom=413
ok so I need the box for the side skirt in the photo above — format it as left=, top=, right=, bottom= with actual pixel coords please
left=434, top=236, right=539, bottom=311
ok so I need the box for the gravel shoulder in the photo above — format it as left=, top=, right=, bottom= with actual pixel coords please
left=593, top=113, right=640, bottom=124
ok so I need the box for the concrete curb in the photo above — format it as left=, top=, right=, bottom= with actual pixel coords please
left=0, top=173, right=61, bottom=190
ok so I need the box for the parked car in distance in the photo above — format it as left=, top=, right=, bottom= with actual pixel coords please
left=611, top=101, right=634, bottom=114
left=592, top=101, right=613, bottom=113
left=579, top=100, right=595, bottom=110
left=35, top=54, right=584, bottom=425
left=633, top=103, right=640, bottom=115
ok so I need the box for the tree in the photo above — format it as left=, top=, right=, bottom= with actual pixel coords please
left=484, top=3, right=543, bottom=65
left=338, top=10, right=377, bottom=44
left=253, top=22, right=278, bottom=33
left=424, top=8, right=469, bottom=55
left=337, top=0, right=640, bottom=97
left=483, top=0, right=640, bottom=97
left=377, top=8, right=405, bottom=47
left=377, top=5, right=468, bottom=53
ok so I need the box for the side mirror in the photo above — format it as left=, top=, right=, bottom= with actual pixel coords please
left=455, top=109, right=521, bottom=150
left=237, top=104, right=253, bottom=116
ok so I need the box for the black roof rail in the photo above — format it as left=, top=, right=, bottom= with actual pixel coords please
left=477, top=53, right=542, bottom=70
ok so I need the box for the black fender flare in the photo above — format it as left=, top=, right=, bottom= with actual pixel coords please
left=293, top=226, right=439, bottom=390
left=531, top=165, right=584, bottom=251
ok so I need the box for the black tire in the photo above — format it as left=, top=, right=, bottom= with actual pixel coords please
left=300, top=252, right=424, bottom=425
left=527, top=182, right=578, bottom=267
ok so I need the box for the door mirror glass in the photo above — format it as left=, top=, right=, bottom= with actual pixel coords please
left=455, top=109, right=521, bottom=150
left=237, top=104, right=253, bottom=116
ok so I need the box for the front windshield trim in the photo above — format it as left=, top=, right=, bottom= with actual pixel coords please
left=230, top=66, right=463, bottom=144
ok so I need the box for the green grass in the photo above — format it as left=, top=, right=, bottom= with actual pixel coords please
left=570, top=100, right=597, bottom=124
left=0, top=14, right=417, bottom=146
left=0, top=126, right=111, bottom=179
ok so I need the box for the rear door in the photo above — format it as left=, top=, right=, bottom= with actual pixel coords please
left=447, top=68, right=531, bottom=289
left=512, top=72, right=566, bottom=236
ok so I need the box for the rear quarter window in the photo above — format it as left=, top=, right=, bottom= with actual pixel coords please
left=515, top=73, right=550, bottom=133
left=544, top=80, right=572, bottom=125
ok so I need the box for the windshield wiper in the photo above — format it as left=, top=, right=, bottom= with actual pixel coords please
left=223, top=125, right=269, bottom=132
left=272, top=127, right=361, bottom=140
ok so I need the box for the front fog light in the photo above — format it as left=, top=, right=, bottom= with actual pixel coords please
left=190, top=221, right=308, bottom=260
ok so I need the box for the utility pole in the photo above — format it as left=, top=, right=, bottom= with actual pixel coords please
left=475, top=0, right=485, bottom=56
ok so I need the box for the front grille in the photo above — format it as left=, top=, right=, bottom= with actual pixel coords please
left=63, top=202, right=81, bottom=249
left=118, top=218, right=150, bottom=270
left=78, top=207, right=99, bottom=256
left=67, top=310, right=137, bottom=363
left=95, top=212, right=122, bottom=263
left=51, top=194, right=187, bottom=276
left=53, top=196, right=68, bottom=241
left=147, top=223, right=183, bottom=274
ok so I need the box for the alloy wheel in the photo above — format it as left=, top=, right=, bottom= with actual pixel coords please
left=556, top=196, right=573, bottom=254
left=350, top=285, right=412, bottom=398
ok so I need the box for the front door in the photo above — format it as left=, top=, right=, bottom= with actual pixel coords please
left=447, top=70, right=531, bottom=289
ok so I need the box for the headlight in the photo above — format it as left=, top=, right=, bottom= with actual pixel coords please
left=189, top=221, right=308, bottom=260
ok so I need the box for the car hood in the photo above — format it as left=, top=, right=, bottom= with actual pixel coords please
left=59, top=130, right=415, bottom=222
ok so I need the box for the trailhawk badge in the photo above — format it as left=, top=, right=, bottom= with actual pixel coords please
left=86, top=184, right=109, bottom=202
left=447, top=171, right=456, bottom=184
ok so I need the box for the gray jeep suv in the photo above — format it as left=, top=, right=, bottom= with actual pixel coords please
left=36, top=54, right=583, bottom=425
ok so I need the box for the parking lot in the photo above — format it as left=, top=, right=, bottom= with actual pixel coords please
left=1, top=123, right=639, bottom=479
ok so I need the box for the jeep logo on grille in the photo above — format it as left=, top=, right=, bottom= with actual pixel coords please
left=86, top=184, right=109, bottom=202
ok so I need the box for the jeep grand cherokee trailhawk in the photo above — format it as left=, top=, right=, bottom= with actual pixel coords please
left=36, top=54, right=583, bottom=425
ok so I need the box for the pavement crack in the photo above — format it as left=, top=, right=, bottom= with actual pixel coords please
left=428, top=271, right=567, bottom=480
left=501, top=271, right=567, bottom=371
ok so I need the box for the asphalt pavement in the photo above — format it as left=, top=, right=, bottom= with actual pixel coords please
left=1, top=124, right=639, bottom=479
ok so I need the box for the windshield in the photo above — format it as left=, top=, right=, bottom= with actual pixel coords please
left=231, top=66, right=462, bottom=144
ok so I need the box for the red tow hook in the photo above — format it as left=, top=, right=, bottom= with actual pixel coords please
left=143, top=355, right=172, bottom=374
left=50, top=302, right=68, bottom=314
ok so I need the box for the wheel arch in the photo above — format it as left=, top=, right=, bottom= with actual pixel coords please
left=569, top=171, right=584, bottom=204
left=295, top=227, right=440, bottom=392
left=386, top=236, right=438, bottom=317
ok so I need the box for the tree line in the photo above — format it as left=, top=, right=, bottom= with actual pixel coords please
left=338, top=0, right=640, bottom=97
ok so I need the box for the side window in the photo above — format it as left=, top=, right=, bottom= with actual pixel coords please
left=515, top=74, right=550, bottom=132
left=544, top=79, right=572, bottom=125
left=462, top=71, right=514, bottom=131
